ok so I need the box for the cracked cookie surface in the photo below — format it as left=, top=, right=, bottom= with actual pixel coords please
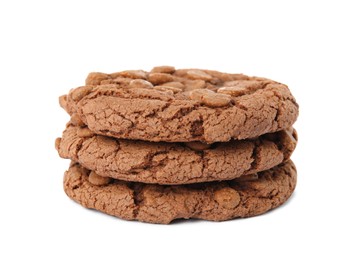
left=61, top=67, right=299, bottom=143
left=56, top=124, right=297, bottom=184
left=64, top=160, right=297, bottom=224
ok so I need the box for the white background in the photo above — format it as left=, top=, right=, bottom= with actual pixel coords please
left=1, top=0, right=350, bottom=259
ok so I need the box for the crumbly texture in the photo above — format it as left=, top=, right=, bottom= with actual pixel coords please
left=56, top=124, right=297, bottom=184
left=61, top=67, right=299, bottom=143
left=64, top=160, right=297, bottom=224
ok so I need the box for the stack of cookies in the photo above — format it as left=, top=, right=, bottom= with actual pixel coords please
left=56, top=66, right=299, bottom=224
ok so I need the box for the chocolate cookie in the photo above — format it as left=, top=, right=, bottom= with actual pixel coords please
left=60, top=66, right=299, bottom=143
left=56, top=124, right=297, bottom=184
left=64, top=160, right=297, bottom=224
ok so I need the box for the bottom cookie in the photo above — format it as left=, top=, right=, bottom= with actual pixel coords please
left=64, top=160, right=297, bottom=224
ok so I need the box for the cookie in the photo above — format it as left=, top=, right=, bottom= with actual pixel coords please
left=56, top=124, right=297, bottom=184
left=61, top=67, right=299, bottom=143
left=64, top=160, right=297, bottom=224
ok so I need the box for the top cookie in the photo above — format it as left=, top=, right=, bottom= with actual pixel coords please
left=62, top=66, right=299, bottom=143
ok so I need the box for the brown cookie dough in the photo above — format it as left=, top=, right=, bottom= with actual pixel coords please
left=61, top=67, right=299, bottom=143
left=56, top=124, right=297, bottom=185
left=64, top=160, right=297, bottom=224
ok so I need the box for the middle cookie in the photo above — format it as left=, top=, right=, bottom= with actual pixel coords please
left=56, top=124, right=297, bottom=185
